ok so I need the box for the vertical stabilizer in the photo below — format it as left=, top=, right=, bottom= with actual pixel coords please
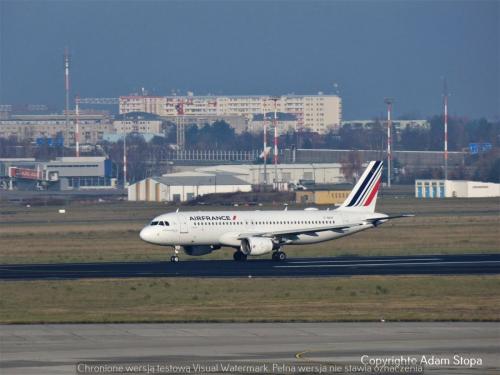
left=338, top=160, right=383, bottom=212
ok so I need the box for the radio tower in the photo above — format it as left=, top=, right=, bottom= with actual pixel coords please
left=263, top=110, right=268, bottom=185
left=123, top=133, right=127, bottom=187
left=443, top=78, right=449, bottom=180
left=64, top=48, right=70, bottom=155
left=384, top=98, right=394, bottom=188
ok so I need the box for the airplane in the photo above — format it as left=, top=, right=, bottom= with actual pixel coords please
left=139, top=161, right=413, bottom=262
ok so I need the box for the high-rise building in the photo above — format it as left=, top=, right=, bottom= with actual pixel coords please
left=119, top=93, right=342, bottom=134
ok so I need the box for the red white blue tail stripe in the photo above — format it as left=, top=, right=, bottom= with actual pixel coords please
left=341, top=161, right=383, bottom=209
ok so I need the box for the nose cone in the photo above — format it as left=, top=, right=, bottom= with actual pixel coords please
left=140, top=226, right=155, bottom=244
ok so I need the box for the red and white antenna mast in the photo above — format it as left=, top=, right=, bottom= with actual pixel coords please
left=262, top=108, right=268, bottom=185
left=443, top=78, right=449, bottom=180
left=123, top=134, right=127, bottom=187
left=64, top=47, right=70, bottom=155
left=384, top=98, right=394, bottom=188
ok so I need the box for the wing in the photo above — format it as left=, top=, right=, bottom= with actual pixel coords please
left=365, top=214, right=415, bottom=226
left=236, top=214, right=415, bottom=240
left=237, top=223, right=360, bottom=240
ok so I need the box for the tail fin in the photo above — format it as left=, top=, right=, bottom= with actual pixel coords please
left=338, top=160, right=383, bottom=212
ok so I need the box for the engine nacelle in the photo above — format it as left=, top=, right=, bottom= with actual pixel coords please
left=183, top=245, right=220, bottom=256
left=240, top=237, right=276, bottom=256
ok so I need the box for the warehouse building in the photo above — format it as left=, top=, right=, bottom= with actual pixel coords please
left=296, top=190, right=350, bottom=205
left=127, top=172, right=252, bottom=202
left=415, top=180, right=500, bottom=198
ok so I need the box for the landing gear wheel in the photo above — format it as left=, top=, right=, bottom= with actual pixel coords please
left=233, top=251, right=247, bottom=262
left=170, top=255, right=179, bottom=262
left=273, top=251, right=287, bottom=262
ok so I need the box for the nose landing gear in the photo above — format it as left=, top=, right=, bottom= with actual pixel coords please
left=170, top=246, right=180, bottom=262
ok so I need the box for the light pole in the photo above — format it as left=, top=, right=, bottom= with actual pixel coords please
left=443, top=78, right=449, bottom=181
left=75, top=95, right=80, bottom=157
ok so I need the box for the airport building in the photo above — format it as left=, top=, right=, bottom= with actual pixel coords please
left=127, top=172, right=251, bottom=202
left=119, top=93, right=342, bottom=134
left=1, top=157, right=116, bottom=190
left=415, top=179, right=500, bottom=198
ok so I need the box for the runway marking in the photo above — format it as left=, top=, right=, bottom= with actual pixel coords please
left=275, top=260, right=500, bottom=268
left=288, top=258, right=441, bottom=264
left=295, top=350, right=310, bottom=360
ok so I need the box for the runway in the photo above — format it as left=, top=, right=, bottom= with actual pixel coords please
left=1, top=323, right=499, bottom=374
left=1, top=253, right=499, bottom=280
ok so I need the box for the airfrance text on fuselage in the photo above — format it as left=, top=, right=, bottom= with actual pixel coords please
left=189, top=216, right=233, bottom=221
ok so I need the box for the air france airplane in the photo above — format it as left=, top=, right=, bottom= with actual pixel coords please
left=140, top=161, right=412, bottom=262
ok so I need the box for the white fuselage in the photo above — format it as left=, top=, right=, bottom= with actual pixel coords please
left=139, top=209, right=386, bottom=248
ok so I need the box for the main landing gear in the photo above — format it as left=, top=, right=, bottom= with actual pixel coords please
left=272, top=250, right=287, bottom=262
left=233, top=250, right=247, bottom=262
left=170, top=246, right=180, bottom=262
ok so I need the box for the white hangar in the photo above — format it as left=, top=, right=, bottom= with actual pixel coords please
left=127, top=172, right=252, bottom=202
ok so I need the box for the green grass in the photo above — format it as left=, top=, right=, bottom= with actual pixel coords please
left=1, top=276, right=499, bottom=323
left=1, top=198, right=498, bottom=324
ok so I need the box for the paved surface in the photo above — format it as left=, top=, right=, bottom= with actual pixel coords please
left=1, top=254, right=500, bottom=280
left=1, top=323, right=498, bottom=374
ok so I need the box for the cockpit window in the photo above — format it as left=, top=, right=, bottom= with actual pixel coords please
left=164, top=221, right=170, bottom=226
left=158, top=221, right=165, bottom=226
left=151, top=221, right=159, bottom=226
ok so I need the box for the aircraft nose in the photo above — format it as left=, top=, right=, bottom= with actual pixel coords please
left=140, top=227, right=154, bottom=243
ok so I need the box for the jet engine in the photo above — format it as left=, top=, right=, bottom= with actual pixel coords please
left=183, top=245, right=220, bottom=256
left=240, top=237, right=276, bottom=256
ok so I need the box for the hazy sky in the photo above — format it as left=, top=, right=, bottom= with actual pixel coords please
left=0, top=0, right=498, bottom=119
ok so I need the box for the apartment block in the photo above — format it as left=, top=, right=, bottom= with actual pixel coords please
left=119, top=93, right=342, bottom=134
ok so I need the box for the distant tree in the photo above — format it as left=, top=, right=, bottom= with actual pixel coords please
left=340, top=151, right=363, bottom=183
left=428, top=115, right=444, bottom=151
left=399, top=128, right=430, bottom=151
left=486, top=157, right=500, bottom=182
